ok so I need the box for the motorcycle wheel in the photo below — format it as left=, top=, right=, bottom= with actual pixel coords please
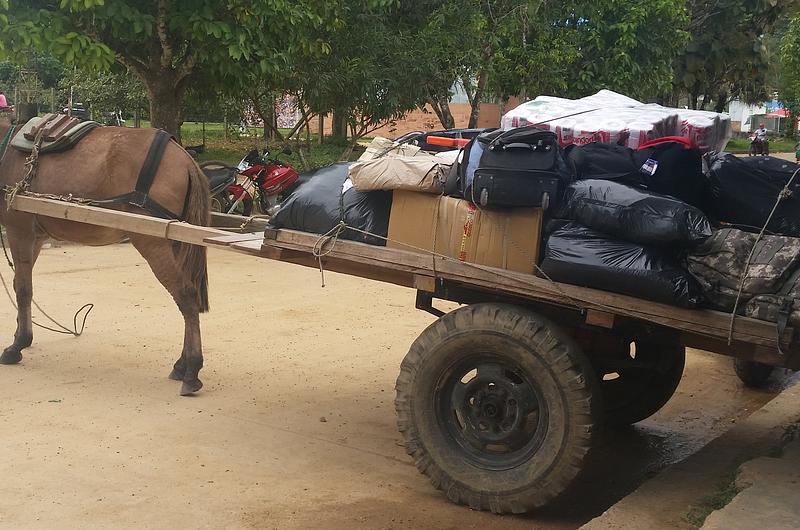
left=210, top=196, right=224, bottom=213
left=227, top=194, right=253, bottom=216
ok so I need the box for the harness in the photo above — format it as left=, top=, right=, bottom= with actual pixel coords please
left=90, top=130, right=182, bottom=220
left=2, top=122, right=182, bottom=220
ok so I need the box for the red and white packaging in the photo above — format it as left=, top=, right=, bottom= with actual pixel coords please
left=502, top=90, right=730, bottom=153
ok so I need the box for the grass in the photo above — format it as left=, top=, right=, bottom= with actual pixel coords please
left=128, top=120, right=365, bottom=171
left=684, top=473, right=740, bottom=529
left=726, top=136, right=797, bottom=154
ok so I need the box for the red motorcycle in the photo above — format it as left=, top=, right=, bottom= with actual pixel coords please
left=223, top=148, right=299, bottom=216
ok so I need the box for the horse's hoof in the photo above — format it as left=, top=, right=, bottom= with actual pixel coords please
left=168, top=368, right=185, bottom=381
left=180, top=379, right=203, bottom=396
left=0, top=348, right=22, bottom=365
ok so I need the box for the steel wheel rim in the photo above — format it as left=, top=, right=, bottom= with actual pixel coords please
left=435, top=353, right=549, bottom=470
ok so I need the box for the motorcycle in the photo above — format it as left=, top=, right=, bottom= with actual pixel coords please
left=198, top=160, right=238, bottom=213
left=749, top=133, right=770, bottom=156
left=225, top=147, right=299, bottom=216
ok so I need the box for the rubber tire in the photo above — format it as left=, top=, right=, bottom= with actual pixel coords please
left=596, top=340, right=685, bottom=427
left=733, top=359, right=774, bottom=388
left=395, top=303, right=601, bottom=514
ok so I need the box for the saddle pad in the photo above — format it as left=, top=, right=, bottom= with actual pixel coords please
left=11, top=115, right=101, bottom=154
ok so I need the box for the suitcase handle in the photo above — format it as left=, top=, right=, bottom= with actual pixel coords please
left=502, top=142, right=535, bottom=150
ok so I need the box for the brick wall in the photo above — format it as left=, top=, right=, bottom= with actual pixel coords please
left=315, top=98, right=521, bottom=139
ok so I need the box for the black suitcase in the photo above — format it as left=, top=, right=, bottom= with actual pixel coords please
left=469, top=128, right=573, bottom=210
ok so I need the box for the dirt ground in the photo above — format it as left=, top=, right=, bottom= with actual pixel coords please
left=0, top=243, right=789, bottom=530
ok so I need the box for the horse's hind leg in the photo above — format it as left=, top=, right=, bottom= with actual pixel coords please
left=129, top=235, right=204, bottom=396
left=0, top=215, right=45, bottom=364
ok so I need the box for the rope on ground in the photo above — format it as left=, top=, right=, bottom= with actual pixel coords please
left=728, top=166, right=800, bottom=348
left=0, top=228, right=93, bottom=336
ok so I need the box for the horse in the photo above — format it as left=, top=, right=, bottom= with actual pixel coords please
left=0, top=118, right=211, bottom=396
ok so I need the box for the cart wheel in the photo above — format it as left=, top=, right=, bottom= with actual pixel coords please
left=733, top=359, right=774, bottom=388
left=541, top=191, right=550, bottom=211
left=395, top=303, right=601, bottom=514
left=592, top=337, right=684, bottom=426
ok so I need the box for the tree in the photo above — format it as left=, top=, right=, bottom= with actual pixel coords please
left=415, top=0, right=688, bottom=130
left=0, top=0, right=338, bottom=141
left=58, top=67, right=147, bottom=118
left=0, top=53, right=66, bottom=96
left=780, top=15, right=800, bottom=136
left=298, top=1, right=434, bottom=155
left=491, top=0, right=688, bottom=102
left=673, top=0, right=792, bottom=111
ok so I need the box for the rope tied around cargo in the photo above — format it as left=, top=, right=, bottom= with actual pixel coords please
left=312, top=221, right=348, bottom=287
left=728, top=166, right=800, bottom=353
left=310, top=220, right=584, bottom=310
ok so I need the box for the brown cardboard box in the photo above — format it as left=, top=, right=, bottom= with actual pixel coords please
left=387, top=191, right=543, bottom=274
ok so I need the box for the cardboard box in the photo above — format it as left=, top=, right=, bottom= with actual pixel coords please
left=387, top=191, right=543, bottom=274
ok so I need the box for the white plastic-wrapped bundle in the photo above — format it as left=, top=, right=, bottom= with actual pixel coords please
left=502, top=90, right=730, bottom=153
left=676, top=109, right=731, bottom=153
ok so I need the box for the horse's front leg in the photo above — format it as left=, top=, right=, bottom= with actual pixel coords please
left=1, top=218, right=45, bottom=364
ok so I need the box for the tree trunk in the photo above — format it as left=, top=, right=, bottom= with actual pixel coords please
left=714, top=91, right=728, bottom=114
left=144, top=72, right=187, bottom=143
left=428, top=95, right=456, bottom=129
left=468, top=67, right=490, bottom=129
left=331, top=109, right=348, bottom=139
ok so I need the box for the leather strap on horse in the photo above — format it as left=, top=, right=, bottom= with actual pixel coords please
left=91, top=130, right=179, bottom=219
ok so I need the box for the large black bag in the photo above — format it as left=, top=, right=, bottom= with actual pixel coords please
left=268, top=163, right=392, bottom=246
left=541, top=222, right=702, bottom=307
left=633, top=139, right=706, bottom=207
left=569, top=139, right=706, bottom=207
left=468, top=128, right=574, bottom=209
left=706, top=154, right=800, bottom=236
left=557, top=179, right=712, bottom=246
left=567, top=142, right=640, bottom=181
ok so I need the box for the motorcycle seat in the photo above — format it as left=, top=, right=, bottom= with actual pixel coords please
left=203, top=167, right=235, bottom=191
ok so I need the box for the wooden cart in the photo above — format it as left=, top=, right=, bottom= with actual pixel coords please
left=11, top=195, right=800, bottom=514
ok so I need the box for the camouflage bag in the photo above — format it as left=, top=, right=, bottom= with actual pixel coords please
left=686, top=228, right=800, bottom=313
left=743, top=269, right=800, bottom=323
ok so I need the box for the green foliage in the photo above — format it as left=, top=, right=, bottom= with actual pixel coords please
left=780, top=15, right=800, bottom=131
left=674, top=0, right=792, bottom=110
left=298, top=1, right=434, bottom=140
left=0, top=0, right=340, bottom=136
left=492, top=0, right=688, bottom=101
left=57, top=67, right=146, bottom=115
left=0, top=53, right=67, bottom=96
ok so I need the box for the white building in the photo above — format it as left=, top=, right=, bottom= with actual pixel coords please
left=727, top=100, right=768, bottom=133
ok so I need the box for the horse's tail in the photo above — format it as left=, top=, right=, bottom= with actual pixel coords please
left=175, top=160, right=211, bottom=313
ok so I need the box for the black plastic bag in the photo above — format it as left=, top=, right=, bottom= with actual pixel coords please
left=541, top=222, right=702, bottom=307
left=557, top=179, right=712, bottom=246
left=269, top=163, right=392, bottom=246
left=568, top=141, right=706, bottom=207
left=633, top=140, right=705, bottom=207
left=567, top=142, right=640, bottom=181
left=706, top=154, right=800, bottom=236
